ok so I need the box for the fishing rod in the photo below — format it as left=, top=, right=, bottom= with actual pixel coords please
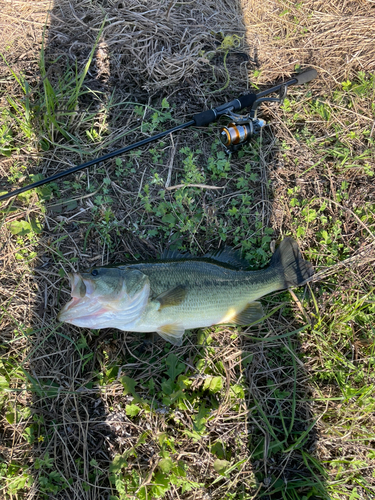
left=0, top=67, right=317, bottom=203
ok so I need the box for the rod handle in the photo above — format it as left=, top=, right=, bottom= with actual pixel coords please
left=192, top=94, right=257, bottom=127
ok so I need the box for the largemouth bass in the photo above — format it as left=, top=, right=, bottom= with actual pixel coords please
left=58, top=238, right=313, bottom=345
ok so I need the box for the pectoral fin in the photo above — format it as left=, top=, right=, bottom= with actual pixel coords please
left=233, top=301, right=264, bottom=326
left=154, top=285, right=186, bottom=310
left=157, top=323, right=185, bottom=346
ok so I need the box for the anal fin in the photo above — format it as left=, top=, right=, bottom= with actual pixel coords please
left=233, top=301, right=264, bottom=326
left=157, top=323, right=185, bottom=346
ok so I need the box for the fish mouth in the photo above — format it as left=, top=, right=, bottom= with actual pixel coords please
left=58, top=273, right=107, bottom=326
left=58, top=269, right=151, bottom=331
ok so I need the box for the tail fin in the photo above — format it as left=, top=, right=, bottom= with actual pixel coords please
left=270, top=238, right=314, bottom=287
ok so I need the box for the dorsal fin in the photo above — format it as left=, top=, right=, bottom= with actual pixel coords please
left=160, top=246, right=249, bottom=270
left=203, top=246, right=249, bottom=270
left=160, top=249, right=192, bottom=260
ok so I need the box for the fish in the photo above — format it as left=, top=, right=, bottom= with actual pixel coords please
left=58, top=238, right=313, bottom=346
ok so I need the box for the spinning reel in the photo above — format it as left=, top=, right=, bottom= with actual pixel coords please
left=219, top=85, right=287, bottom=153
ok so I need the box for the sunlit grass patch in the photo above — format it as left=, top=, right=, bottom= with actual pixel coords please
left=269, top=69, right=375, bottom=498
left=303, top=288, right=375, bottom=499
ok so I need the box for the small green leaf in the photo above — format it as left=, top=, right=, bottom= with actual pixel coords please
left=161, top=98, right=170, bottom=109
left=157, top=433, right=176, bottom=451
left=150, top=471, right=171, bottom=497
left=349, top=487, right=361, bottom=500
left=197, top=330, right=213, bottom=345
left=105, top=365, right=119, bottom=382
left=30, top=218, right=43, bottom=234
left=213, top=459, right=230, bottom=475
left=158, top=458, right=173, bottom=473
left=230, top=384, right=245, bottom=399
left=193, top=403, right=208, bottom=434
left=66, top=200, right=78, bottom=211
left=161, top=378, right=175, bottom=396
left=120, top=376, right=137, bottom=396
left=0, top=375, right=9, bottom=392
left=203, top=376, right=223, bottom=394
left=126, top=404, right=140, bottom=417
left=9, top=220, right=31, bottom=235
left=165, top=353, right=185, bottom=381
left=136, top=431, right=150, bottom=446
left=8, top=473, right=32, bottom=493
left=211, top=441, right=226, bottom=459
left=5, top=412, right=15, bottom=424
left=40, top=139, right=50, bottom=151
left=177, top=374, right=192, bottom=389
left=82, top=481, right=90, bottom=491
left=241, top=352, right=253, bottom=368
left=23, top=426, right=35, bottom=444
left=109, top=454, right=128, bottom=473
left=162, top=213, right=176, bottom=225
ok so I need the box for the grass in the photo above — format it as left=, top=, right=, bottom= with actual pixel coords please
left=0, top=0, right=375, bottom=499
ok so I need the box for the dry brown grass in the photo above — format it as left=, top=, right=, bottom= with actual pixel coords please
left=242, top=0, right=375, bottom=84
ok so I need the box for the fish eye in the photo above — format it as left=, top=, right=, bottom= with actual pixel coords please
left=91, top=269, right=99, bottom=277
